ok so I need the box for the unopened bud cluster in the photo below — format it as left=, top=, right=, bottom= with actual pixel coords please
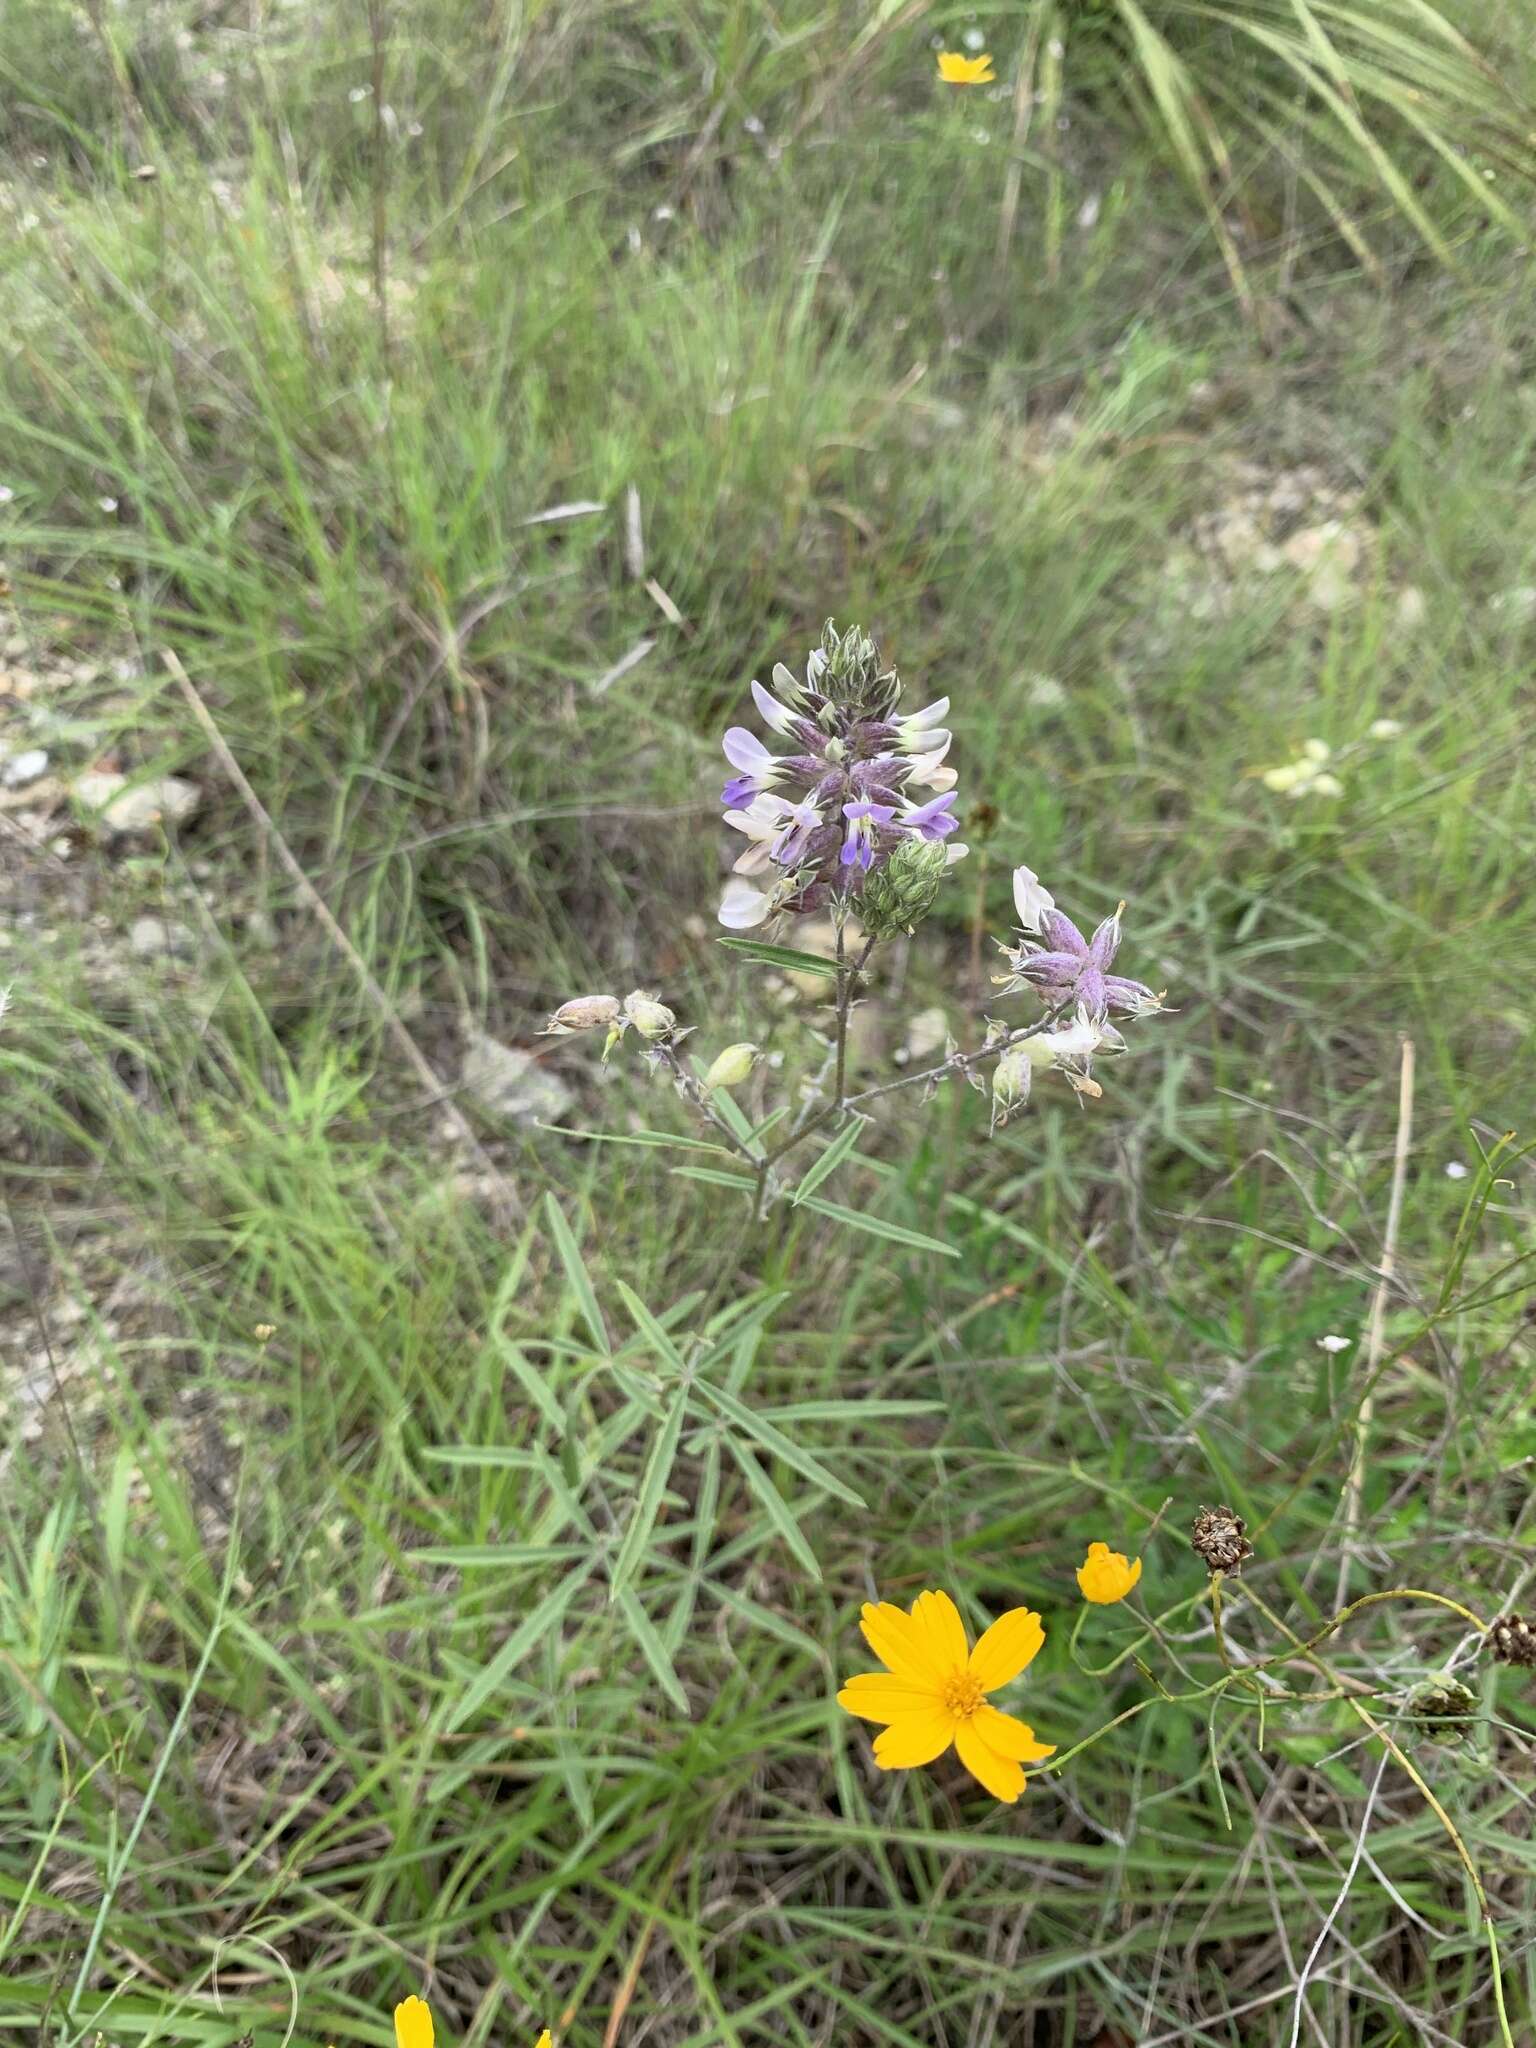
left=858, top=837, right=950, bottom=939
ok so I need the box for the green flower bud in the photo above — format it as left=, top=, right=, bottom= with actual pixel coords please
left=857, top=837, right=950, bottom=939
left=703, top=1042, right=761, bottom=1091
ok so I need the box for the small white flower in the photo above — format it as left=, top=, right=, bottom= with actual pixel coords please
left=1369, top=718, right=1404, bottom=739
left=1317, top=1333, right=1351, bottom=1354
left=1012, top=865, right=1056, bottom=934
left=349, top=85, right=371, bottom=102
left=1445, top=1160, right=1469, bottom=1180
left=962, top=25, right=986, bottom=48
left=0, top=486, right=14, bottom=505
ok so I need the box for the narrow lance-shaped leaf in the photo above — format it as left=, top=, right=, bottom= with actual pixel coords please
left=608, top=1384, right=691, bottom=1600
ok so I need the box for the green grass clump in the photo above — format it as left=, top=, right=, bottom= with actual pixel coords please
left=2, top=2, right=1535, bottom=2045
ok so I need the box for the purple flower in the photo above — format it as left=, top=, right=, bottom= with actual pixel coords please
left=899, top=791, right=959, bottom=841
left=840, top=800, right=896, bottom=871
left=721, top=726, right=784, bottom=806
left=715, top=622, right=964, bottom=925
left=772, top=797, right=823, bottom=865
left=1007, top=901, right=1162, bottom=1019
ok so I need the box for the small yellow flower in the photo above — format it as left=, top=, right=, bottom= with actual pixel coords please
left=1076, top=1542, right=1143, bottom=1605
left=838, top=1588, right=1054, bottom=1804
left=535, top=2034, right=553, bottom=2048
left=394, top=1998, right=433, bottom=2048
left=937, top=50, right=995, bottom=85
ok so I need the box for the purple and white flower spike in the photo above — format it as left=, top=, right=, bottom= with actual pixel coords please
left=715, top=621, right=967, bottom=926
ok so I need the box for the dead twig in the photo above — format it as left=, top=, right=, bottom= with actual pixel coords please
left=1337, top=1036, right=1415, bottom=1607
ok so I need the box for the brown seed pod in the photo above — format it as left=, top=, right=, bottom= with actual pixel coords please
left=1486, top=1613, right=1536, bottom=1669
left=1191, top=1503, right=1254, bottom=1576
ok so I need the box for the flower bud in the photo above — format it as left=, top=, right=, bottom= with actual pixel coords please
left=542, top=994, right=622, bottom=1036
left=622, top=990, right=676, bottom=1039
left=703, top=1042, right=761, bottom=1091
left=990, top=1046, right=1032, bottom=1130
left=858, top=837, right=949, bottom=939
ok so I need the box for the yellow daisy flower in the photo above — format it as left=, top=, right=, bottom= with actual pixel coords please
left=394, top=1998, right=433, bottom=2048
left=838, top=1588, right=1054, bottom=1803
left=937, top=51, right=995, bottom=86
left=1076, top=1542, right=1143, bottom=1605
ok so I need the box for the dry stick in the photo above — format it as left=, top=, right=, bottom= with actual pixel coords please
left=994, top=0, right=1047, bottom=265
left=1336, top=1036, right=1415, bottom=1609
left=163, top=650, right=518, bottom=1207
left=367, top=0, right=394, bottom=376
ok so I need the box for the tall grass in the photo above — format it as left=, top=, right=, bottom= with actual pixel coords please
left=1, top=1, right=1534, bottom=2044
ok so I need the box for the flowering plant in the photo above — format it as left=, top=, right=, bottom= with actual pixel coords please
left=544, top=621, right=1166, bottom=1220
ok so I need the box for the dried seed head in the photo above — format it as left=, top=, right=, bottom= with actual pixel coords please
left=1191, top=1504, right=1254, bottom=1576
left=622, top=990, right=676, bottom=1039
left=542, top=994, right=622, bottom=1036
left=1403, top=1676, right=1479, bottom=1741
left=1486, top=1613, right=1536, bottom=1669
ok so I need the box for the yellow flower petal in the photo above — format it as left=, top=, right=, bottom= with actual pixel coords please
left=954, top=1718, right=1025, bottom=1803
left=972, top=1703, right=1056, bottom=1763
left=535, top=2033, right=553, bottom=2048
left=395, top=1998, right=433, bottom=2048
left=859, top=1600, right=939, bottom=1684
left=967, top=1607, right=1045, bottom=1690
left=1075, top=1543, right=1143, bottom=1605
left=911, top=1588, right=969, bottom=1672
left=837, top=1672, right=943, bottom=1723
left=937, top=51, right=995, bottom=84
left=871, top=1704, right=957, bottom=1769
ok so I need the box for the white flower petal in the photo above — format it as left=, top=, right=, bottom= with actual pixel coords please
left=751, top=679, right=801, bottom=736
left=722, top=725, right=773, bottom=771
left=718, top=879, right=773, bottom=928
left=1012, top=865, right=1056, bottom=933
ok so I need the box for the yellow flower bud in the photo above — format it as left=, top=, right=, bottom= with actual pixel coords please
left=394, top=1998, right=434, bottom=2048
left=1075, top=1541, right=1142, bottom=1605
left=703, top=1042, right=761, bottom=1091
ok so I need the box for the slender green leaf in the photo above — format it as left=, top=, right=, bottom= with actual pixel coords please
left=726, top=1441, right=823, bottom=1580
left=716, top=935, right=840, bottom=978
left=542, top=1192, right=609, bottom=1352
left=796, top=1194, right=957, bottom=1258
left=442, top=1558, right=596, bottom=1734
left=608, top=1385, right=691, bottom=1598
left=790, top=1116, right=867, bottom=1206
left=536, top=1123, right=734, bottom=1156
left=701, top=1381, right=865, bottom=1507
left=615, top=1587, right=690, bottom=1714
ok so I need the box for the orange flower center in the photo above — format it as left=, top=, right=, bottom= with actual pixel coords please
left=941, top=1671, right=985, bottom=1719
